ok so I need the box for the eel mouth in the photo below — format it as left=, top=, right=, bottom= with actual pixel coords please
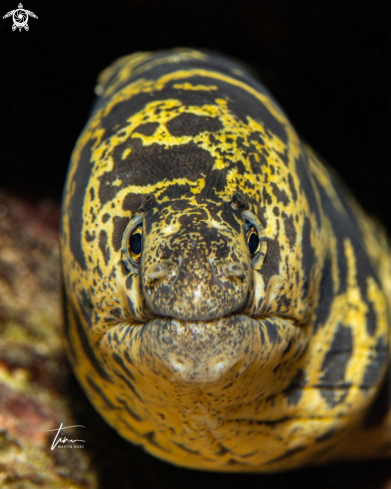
left=131, top=313, right=302, bottom=385
left=142, top=314, right=258, bottom=384
left=99, top=312, right=306, bottom=406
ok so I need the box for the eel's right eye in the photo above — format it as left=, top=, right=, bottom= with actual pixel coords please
left=129, top=224, right=143, bottom=263
left=121, top=213, right=144, bottom=273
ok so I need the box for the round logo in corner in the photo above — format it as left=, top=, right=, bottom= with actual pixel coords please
left=3, top=3, right=38, bottom=32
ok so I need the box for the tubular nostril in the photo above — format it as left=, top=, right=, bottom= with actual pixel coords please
left=146, top=263, right=169, bottom=281
left=225, top=262, right=245, bottom=278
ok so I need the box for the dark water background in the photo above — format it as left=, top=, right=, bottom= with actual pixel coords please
left=2, top=0, right=390, bottom=228
left=1, top=0, right=391, bottom=487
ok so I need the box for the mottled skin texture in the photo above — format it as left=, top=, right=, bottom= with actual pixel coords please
left=61, top=49, right=391, bottom=472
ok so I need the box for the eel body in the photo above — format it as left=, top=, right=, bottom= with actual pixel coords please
left=61, top=49, right=391, bottom=472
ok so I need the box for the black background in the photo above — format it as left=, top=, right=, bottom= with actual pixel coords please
left=2, top=0, right=391, bottom=229
left=2, top=0, right=391, bottom=488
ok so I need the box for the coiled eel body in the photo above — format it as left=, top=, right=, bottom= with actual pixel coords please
left=61, top=49, right=391, bottom=472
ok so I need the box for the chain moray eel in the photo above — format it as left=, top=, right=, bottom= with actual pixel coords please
left=61, top=48, right=391, bottom=472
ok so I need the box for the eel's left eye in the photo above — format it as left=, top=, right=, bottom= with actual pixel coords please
left=129, top=224, right=143, bottom=263
left=243, top=211, right=267, bottom=269
left=246, top=225, right=260, bottom=257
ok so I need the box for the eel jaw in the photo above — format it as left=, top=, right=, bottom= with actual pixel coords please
left=133, top=314, right=305, bottom=387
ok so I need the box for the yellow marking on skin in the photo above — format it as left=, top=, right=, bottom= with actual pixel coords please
left=327, top=219, right=340, bottom=294
left=342, top=239, right=371, bottom=387
left=173, top=82, right=218, bottom=91
left=112, top=178, right=122, bottom=187
left=367, top=276, right=389, bottom=337
left=190, top=178, right=205, bottom=194
left=122, top=148, right=131, bottom=159
left=103, top=50, right=209, bottom=98
left=112, top=177, right=207, bottom=200
left=98, top=69, right=287, bottom=128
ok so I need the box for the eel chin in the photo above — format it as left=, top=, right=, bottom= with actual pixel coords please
left=144, top=315, right=260, bottom=384
left=129, top=314, right=307, bottom=388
